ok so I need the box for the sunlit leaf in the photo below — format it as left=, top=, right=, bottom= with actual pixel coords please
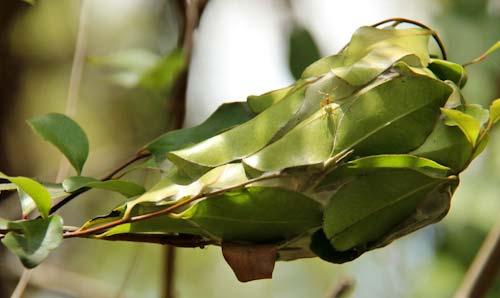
left=489, top=98, right=500, bottom=124
left=0, top=173, right=51, bottom=218
left=442, top=108, right=481, bottom=146
left=1, top=215, right=63, bottom=268
left=247, top=85, right=293, bottom=114
left=28, top=113, right=89, bottom=175
left=62, top=176, right=145, bottom=198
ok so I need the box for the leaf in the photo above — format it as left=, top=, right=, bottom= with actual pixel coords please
left=18, top=183, right=67, bottom=218
left=309, top=229, right=362, bottom=264
left=28, top=113, right=89, bottom=175
left=182, top=187, right=322, bottom=242
left=411, top=121, right=473, bottom=173
left=1, top=215, right=63, bottom=268
left=464, top=104, right=490, bottom=126
left=0, top=183, right=17, bottom=193
left=428, top=59, right=467, bottom=87
left=0, top=173, right=51, bottom=218
left=168, top=83, right=310, bottom=178
left=489, top=98, right=500, bottom=124
left=146, top=102, right=255, bottom=158
left=245, top=70, right=452, bottom=172
left=471, top=133, right=489, bottom=161
left=442, top=108, right=482, bottom=146
left=247, top=85, right=293, bottom=114
left=289, top=25, right=321, bottom=80
left=139, top=48, right=185, bottom=93
left=329, top=27, right=431, bottom=85
left=222, top=243, right=277, bottom=282
left=323, top=169, right=448, bottom=251
left=62, top=176, right=145, bottom=198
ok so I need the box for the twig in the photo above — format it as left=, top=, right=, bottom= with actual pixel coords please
left=114, top=246, right=142, bottom=298
left=55, top=0, right=89, bottom=182
left=327, top=277, right=354, bottom=298
left=454, top=217, right=500, bottom=298
left=371, top=17, right=448, bottom=60
left=101, top=233, right=214, bottom=247
left=13, top=1, right=89, bottom=296
left=63, top=173, right=283, bottom=239
left=10, top=270, right=32, bottom=298
left=163, top=245, right=176, bottom=298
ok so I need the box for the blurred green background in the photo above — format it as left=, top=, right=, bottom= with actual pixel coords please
left=0, top=0, right=498, bottom=297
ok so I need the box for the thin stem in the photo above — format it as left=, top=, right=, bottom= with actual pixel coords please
left=371, top=17, right=448, bottom=60
left=454, top=217, right=500, bottom=298
left=163, top=245, right=176, bottom=298
left=10, top=270, right=32, bottom=298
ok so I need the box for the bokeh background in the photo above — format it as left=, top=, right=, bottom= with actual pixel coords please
left=0, top=0, right=499, bottom=297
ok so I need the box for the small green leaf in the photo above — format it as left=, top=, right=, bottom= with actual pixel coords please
left=0, top=173, right=51, bottom=218
left=489, top=98, right=500, bottom=124
left=428, top=59, right=467, bottom=87
left=28, top=113, right=89, bottom=175
left=18, top=183, right=67, bottom=218
left=463, top=41, right=500, bottom=67
left=1, top=215, right=63, bottom=268
left=146, top=102, right=255, bottom=158
left=182, top=187, right=322, bottom=242
left=62, top=176, right=145, bottom=198
left=289, top=26, right=321, bottom=80
left=441, top=108, right=481, bottom=146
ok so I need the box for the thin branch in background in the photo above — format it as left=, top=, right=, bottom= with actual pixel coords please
left=327, top=277, right=354, bottom=298
left=115, top=246, right=142, bottom=298
left=454, top=217, right=500, bottom=298
left=12, top=1, right=89, bottom=297
left=55, top=0, right=89, bottom=183
left=163, top=245, right=176, bottom=298
left=10, top=270, right=32, bottom=298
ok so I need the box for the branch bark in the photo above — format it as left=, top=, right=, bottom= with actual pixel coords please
left=454, top=217, right=500, bottom=298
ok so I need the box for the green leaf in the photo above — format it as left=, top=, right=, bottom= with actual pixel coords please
left=428, top=59, right=467, bottom=88
left=323, top=169, right=448, bottom=251
left=62, top=176, right=145, bottom=198
left=168, top=82, right=310, bottom=178
left=18, top=183, right=67, bottom=218
left=489, top=98, right=500, bottom=124
left=0, top=183, right=17, bottom=193
left=146, top=102, right=255, bottom=158
left=245, top=70, right=452, bottom=171
left=329, top=27, right=431, bottom=85
left=247, top=85, right=293, bottom=114
left=0, top=173, right=51, bottom=218
left=411, top=120, right=473, bottom=173
left=182, top=187, right=322, bottom=242
left=1, top=215, right=63, bottom=268
left=139, top=48, right=185, bottom=93
left=289, top=26, right=321, bottom=80
left=442, top=108, right=482, bottom=146
left=310, top=229, right=362, bottom=264
left=28, top=113, right=89, bottom=175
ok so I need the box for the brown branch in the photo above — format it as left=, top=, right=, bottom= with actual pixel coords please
left=63, top=173, right=283, bottom=239
left=327, top=277, right=354, bottom=298
left=101, top=233, right=214, bottom=247
left=454, top=217, right=500, bottom=298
